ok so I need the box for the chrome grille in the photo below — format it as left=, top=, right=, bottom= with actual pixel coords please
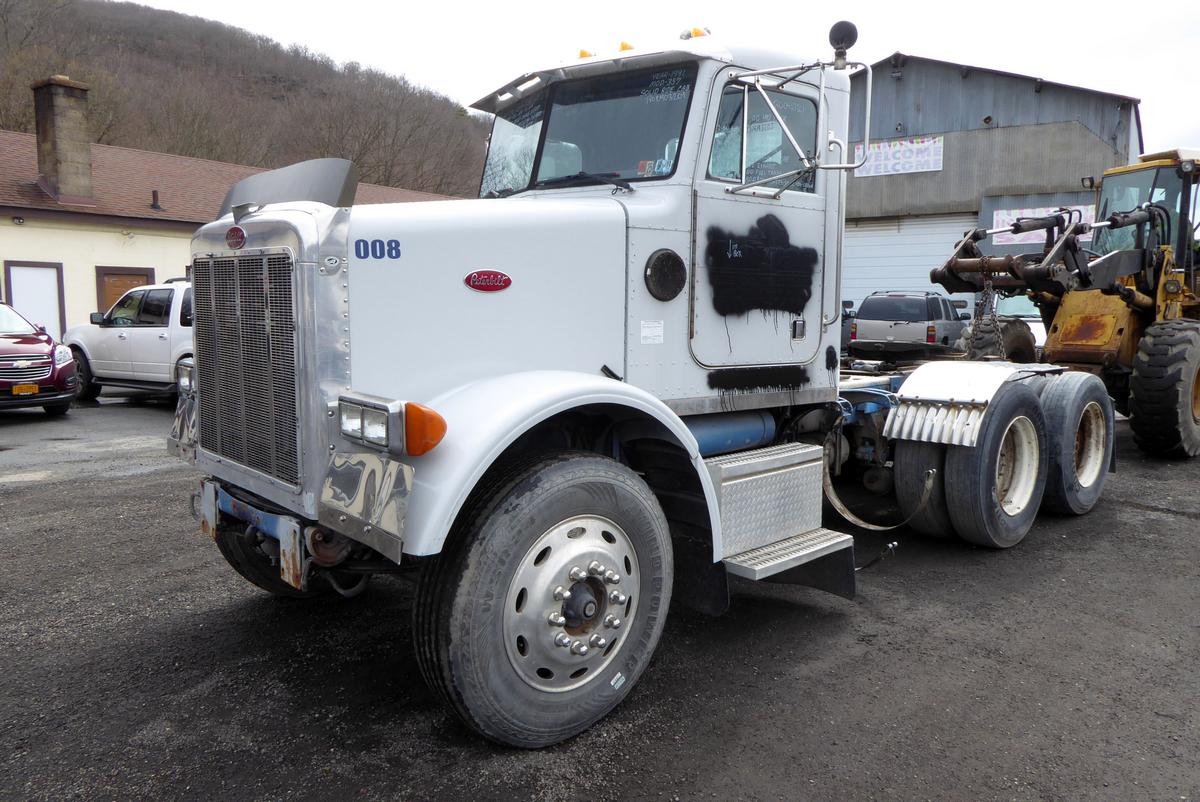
left=193, top=253, right=299, bottom=486
left=0, top=357, right=52, bottom=382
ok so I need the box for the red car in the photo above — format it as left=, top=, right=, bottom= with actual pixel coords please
left=0, top=303, right=77, bottom=415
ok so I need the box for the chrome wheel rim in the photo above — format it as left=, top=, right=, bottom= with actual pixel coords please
left=503, top=515, right=640, bottom=693
left=1074, top=401, right=1106, bottom=489
left=995, top=415, right=1039, bottom=516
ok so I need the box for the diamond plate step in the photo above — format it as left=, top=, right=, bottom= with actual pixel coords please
left=723, top=527, right=854, bottom=580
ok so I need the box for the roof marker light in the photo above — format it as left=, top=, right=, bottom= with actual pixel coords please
left=579, top=49, right=594, bottom=58
left=680, top=27, right=710, bottom=40
left=619, top=41, right=634, bottom=51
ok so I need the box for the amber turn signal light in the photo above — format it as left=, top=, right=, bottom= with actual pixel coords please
left=405, top=402, right=447, bottom=457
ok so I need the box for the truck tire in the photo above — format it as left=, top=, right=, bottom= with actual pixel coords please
left=213, top=518, right=324, bottom=599
left=1039, top=372, right=1114, bottom=514
left=893, top=440, right=954, bottom=538
left=944, top=382, right=1048, bottom=548
left=964, top=317, right=1002, bottom=360
left=413, top=452, right=672, bottom=748
left=1129, top=319, right=1200, bottom=457
left=999, top=318, right=1037, bottom=363
left=72, top=348, right=100, bottom=401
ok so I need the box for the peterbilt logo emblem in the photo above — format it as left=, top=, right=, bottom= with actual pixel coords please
left=464, top=270, right=512, bottom=292
left=226, top=226, right=246, bottom=249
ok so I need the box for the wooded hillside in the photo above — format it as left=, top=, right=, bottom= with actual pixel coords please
left=0, top=0, right=490, bottom=196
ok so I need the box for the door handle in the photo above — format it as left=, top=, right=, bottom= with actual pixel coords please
left=117, top=333, right=127, bottom=339
left=158, top=333, right=168, bottom=340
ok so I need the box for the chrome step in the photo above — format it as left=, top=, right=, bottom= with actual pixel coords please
left=724, top=527, right=854, bottom=580
left=706, top=442, right=824, bottom=559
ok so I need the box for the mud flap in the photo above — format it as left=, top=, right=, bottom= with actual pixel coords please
left=763, top=546, right=856, bottom=599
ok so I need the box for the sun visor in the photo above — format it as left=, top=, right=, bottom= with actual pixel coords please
left=217, top=158, right=358, bottom=220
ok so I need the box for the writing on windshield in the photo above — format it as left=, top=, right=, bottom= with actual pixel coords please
left=479, top=64, right=696, bottom=197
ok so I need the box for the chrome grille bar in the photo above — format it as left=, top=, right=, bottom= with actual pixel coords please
left=0, top=362, right=53, bottom=382
left=193, top=252, right=300, bottom=486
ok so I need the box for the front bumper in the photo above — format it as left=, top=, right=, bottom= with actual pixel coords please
left=177, top=387, right=414, bottom=568
left=0, top=385, right=76, bottom=409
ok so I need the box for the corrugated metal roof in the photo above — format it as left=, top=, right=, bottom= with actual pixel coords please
left=854, top=53, right=1139, bottom=103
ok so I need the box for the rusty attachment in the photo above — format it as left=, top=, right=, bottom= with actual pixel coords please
left=304, top=525, right=352, bottom=568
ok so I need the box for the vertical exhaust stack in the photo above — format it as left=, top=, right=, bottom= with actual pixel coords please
left=31, top=74, right=95, bottom=206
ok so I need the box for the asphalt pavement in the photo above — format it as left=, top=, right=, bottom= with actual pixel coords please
left=1, top=394, right=1197, bottom=801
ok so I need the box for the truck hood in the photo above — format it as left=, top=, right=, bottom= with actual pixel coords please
left=344, top=196, right=629, bottom=404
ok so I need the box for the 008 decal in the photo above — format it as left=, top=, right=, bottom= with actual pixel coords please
left=354, top=238, right=402, bottom=259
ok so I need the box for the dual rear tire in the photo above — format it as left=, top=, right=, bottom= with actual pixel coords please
left=895, top=373, right=1112, bottom=547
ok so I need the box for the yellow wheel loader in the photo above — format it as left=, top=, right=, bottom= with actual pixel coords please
left=932, top=149, right=1200, bottom=456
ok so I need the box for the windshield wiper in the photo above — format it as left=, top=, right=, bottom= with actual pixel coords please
left=535, top=171, right=633, bottom=192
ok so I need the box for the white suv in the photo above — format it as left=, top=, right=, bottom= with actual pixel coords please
left=64, top=280, right=194, bottom=400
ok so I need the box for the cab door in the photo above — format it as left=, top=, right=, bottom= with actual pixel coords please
left=691, top=79, right=827, bottom=368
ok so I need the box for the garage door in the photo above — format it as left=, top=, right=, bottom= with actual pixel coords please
left=842, top=213, right=978, bottom=310
left=4, top=262, right=65, bottom=339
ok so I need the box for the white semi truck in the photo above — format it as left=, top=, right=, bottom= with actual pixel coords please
left=168, top=24, right=1115, bottom=748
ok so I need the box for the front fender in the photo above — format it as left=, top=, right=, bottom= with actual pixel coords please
left=402, top=370, right=723, bottom=558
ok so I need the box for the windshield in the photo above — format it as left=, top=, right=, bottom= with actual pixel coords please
left=0, top=304, right=36, bottom=335
left=479, top=63, right=696, bottom=197
left=857, top=296, right=929, bottom=322
left=1093, top=167, right=1183, bottom=255
left=996, top=295, right=1039, bottom=317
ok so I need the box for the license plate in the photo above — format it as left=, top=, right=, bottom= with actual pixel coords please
left=12, top=384, right=38, bottom=396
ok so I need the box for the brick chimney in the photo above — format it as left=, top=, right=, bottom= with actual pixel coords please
left=31, top=75, right=94, bottom=205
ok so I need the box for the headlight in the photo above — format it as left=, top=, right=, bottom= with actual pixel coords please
left=176, top=358, right=194, bottom=395
left=337, top=393, right=407, bottom=456
left=362, top=407, right=388, bottom=446
left=339, top=401, right=364, bottom=440
left=53, top=344, right=71, bottom=366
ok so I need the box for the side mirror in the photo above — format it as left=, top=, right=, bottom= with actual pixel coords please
left=35, top=324, right=47, bottom=333
left=959, top=313, right=971, bottom=321
left=828, top=21, right=858, bottom=69
left=89, top=312, right=105, bottom=325
left=1081, top=176, right=1096, bottom=190
left=951, top=299, right=968, bottom=309
left=842, top=300, right=854, bottom=309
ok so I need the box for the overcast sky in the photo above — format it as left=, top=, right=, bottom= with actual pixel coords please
left=138, top=0, right=1198, bottom=153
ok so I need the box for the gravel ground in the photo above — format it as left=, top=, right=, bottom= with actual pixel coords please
left=1, top=396, right=1197, bottom=801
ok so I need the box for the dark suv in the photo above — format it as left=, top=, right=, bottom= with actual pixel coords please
left=0, top=303, right=77, bottom=415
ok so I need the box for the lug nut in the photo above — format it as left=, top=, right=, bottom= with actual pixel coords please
left=553, top=585, right=572, bottom=601
left=568, top=566, right=588, bottom=581
left=570, top=641, right=589, bottom=656
left=547, top=612, right=566, bottom=626
left=587, top=560, right=606, bottom=576
left=604, top=571, right=621, bottom=585
left=604, top=615, right=622, bottom=630
left=589, top=634, right=607, bottom=648
left=554, top=633, right=572, bottom=648
left=609, top=591, right=627, bottom=605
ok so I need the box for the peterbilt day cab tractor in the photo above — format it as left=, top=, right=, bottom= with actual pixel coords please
left=932, top=150, right=1200, bottom=455
left=169, top=24, right=1115, bottom=747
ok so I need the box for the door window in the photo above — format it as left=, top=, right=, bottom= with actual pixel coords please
left=137, top=289, right=173, bottom=326
left=108, top=290, right=145, bottom=327
left=707, top=84, right=818, bottom=193
left=180, top=288, right=193, bottom=327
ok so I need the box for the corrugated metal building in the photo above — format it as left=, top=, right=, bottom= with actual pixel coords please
left=842, top=53, right=1142, bottom=308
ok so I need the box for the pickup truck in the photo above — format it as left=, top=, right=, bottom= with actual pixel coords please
left=64, top=281, right=194, bottom=399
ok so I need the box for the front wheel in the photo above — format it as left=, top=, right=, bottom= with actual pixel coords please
left=414, top=452, right=673, bottom=748
left=72, top=348, right=100, bottom=401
